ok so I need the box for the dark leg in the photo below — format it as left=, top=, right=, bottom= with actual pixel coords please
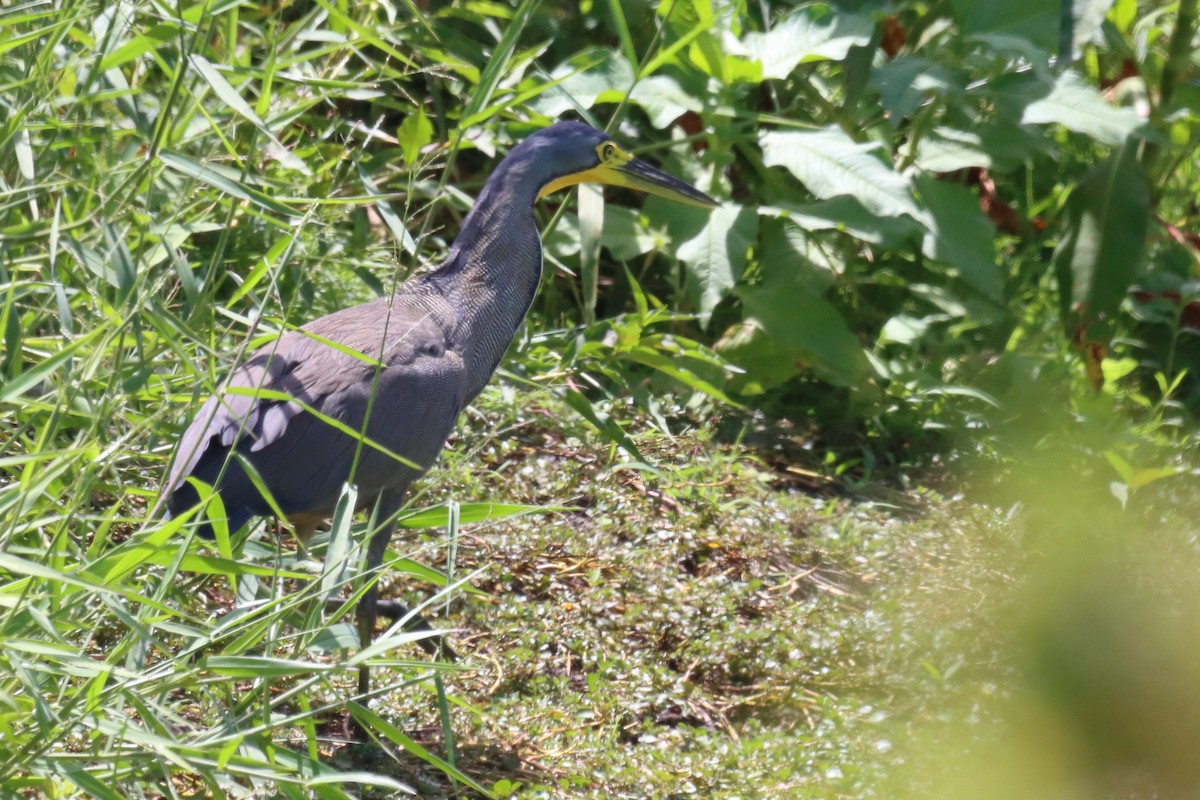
left=323, top=598, right=455, bottom=660
left=344, top=494, right=401, bottom=743
left=356, top=498, right=399, bottom=699
left=347, top=491, right=457, bottom=741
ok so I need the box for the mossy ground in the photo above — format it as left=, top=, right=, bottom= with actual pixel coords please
left=273, top=388, right=1019, bottom=799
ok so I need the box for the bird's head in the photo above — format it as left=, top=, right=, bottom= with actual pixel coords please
left=527, top=121, right=718, bottom=209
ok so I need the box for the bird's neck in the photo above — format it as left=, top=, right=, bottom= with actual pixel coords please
left=427, top=151, right=554, bottom=400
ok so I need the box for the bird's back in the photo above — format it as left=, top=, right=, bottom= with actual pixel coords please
left=165, top=287, right=469, bottom=535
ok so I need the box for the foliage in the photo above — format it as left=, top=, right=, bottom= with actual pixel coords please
left=2, top=0, right=1200, bottom=796
left=531, top=0, right=1200, bottom=476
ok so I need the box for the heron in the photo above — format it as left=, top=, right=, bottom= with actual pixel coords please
left=162, top=120, right=718, bottom=709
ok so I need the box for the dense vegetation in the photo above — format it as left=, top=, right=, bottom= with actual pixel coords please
left=2, top=0, right=1199, bottom=797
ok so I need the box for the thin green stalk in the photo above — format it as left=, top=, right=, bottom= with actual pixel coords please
left=1142, top=0, right=1198, bottom=189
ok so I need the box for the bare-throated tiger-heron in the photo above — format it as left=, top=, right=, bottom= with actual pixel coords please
left=162, top=120, right=718, bottom=706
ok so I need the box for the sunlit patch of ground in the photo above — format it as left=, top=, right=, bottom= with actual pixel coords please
left=332, top=392, right=1028, bottom=799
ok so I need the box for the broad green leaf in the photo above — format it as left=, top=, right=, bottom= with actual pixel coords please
left=307, top=622, right=360, bottom=653
left=666, top=0, right=758, bottom=84
left=601, top=205, right=660, bottom=260
left=738, top=284, right=872, bottom=388
left=765, top=197, right=922, bottom=249
left=97, top=22, right=179, bottom=71
left=953, top=0, right=1064, bottom=51
left=533, top=49, right=633, bottom=119
left=914, top=174, right=1004, bottom=303
left=1052, top=143, right=1149, bottom=334
left=321, top=483, right=357, bottom=601
left=397, top=107, right=432, bottom=165
left=1103, top=450, right=1135, bottom=483
left=1128, top=465, right=1182, bottom=491
left=658, top=0, right=739, bottom=37
left=1021, top=70, right=1148, bottom=145
left=913, top=126, right=993, bottom=172
left=1102, top=450, right=1181, bottom=491
left=755, top=218, right=836, bottom=296
left=739, top=3, right=874, bottom=79
left=870, top=57, right=961, bottom=125
left=579, top=183, right=604, bottom=323
left=677, top=204, right=757, bottom=326
left=642, top=7, right=723, bottom=78
left=1073, top=0, right=1116, bottom=51
left=1108, top=0, right=1136, bottom=31
left=628, top=75, right=702, bottom=128
left=760, top=128, right=919, bottom=219
left=881, top=314, right=936, bottom=345
left=688, top=39, right=761, bottom=85
left=956, top=0, right=1116, bottom=53
left=914, top=120, right=1045, bottom=173
left=544, top=211, right=581, bottom=259
left=715, top=321, right=805, bottom=395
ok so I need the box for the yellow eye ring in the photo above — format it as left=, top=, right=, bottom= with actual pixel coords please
left=600, top=142, right=617, bottom=161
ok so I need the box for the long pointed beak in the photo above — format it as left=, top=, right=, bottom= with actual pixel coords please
left=605, top=158, right=719, bottom=209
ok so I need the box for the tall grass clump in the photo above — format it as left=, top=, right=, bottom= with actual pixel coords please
left=0, top=0, right=528, bottom=793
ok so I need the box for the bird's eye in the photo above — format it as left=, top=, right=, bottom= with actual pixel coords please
left=602, top=143, right=617, bottom=161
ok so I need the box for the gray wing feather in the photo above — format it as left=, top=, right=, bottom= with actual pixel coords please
left=165, top=294, right=468, bottom=516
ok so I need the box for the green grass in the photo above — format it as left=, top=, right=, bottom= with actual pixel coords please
left=0, top=1, right=521, bottom=794
left=0, top=352, right=952, bottom=799
left=7, top=371, right=1200, bottom=796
